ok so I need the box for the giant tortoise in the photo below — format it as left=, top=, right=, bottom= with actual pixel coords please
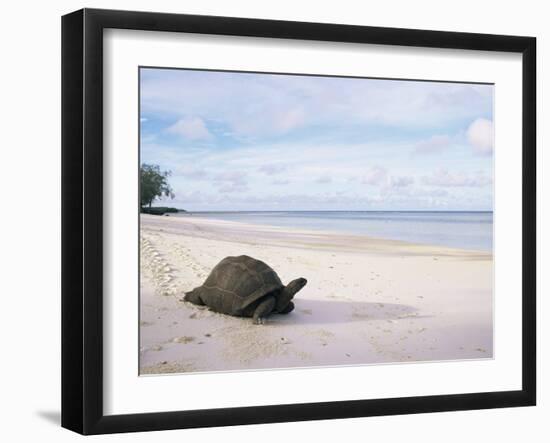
left=183, top=255, right=307, bottom=324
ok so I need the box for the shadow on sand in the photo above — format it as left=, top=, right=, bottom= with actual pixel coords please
left=269, top=298, right=426, bottom=326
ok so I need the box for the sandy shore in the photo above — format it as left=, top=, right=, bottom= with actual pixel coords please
left=139, top=214, right=493, bottom=374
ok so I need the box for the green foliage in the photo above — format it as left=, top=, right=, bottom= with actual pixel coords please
left=140, top=164, right=174, bottom=208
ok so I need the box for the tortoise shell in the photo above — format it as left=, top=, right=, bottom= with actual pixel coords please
left=195, top=255, right=284, bottom=316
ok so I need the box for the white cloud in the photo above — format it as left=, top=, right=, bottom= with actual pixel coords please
left=272, top=179, right=290, bottom=185
left=390, top=175, right=415, bottom=187
left=213, top=171, right=248, bottom=193
left=467, top=118, right=493, bottom=155
left=362, top=166, right=388, bottom=186
left=171, top=182, right=490, bottom=211
left=141, top=69, right=494, bottom=139
left=218, top=183, right=248, bottom=193
left=214, top=171, right=246, bottom=184
left=259, top=164, right=287, bottom=175
left=166, top=117, right=212, bottom=140
left=142, top=137, right=493, bottom=210
left=172, top=190, right=375, bottom=210
left=413, top=134, right=451, bottom=154
left=273, top=108, right=306, bottom=133
left=230, top=107, right=306, bottom=138
left=422, top=168, right=492, bottom=187
left=316, top=175, right=332, bottom=184
left=175, top=166, right=208, bottom=179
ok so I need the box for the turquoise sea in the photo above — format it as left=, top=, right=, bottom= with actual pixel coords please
left=176, top=211, right=493, bottom=252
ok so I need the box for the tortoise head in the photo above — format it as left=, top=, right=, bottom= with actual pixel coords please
left=286, top=278, right=307, bottom=295
left=275, top=278, right=307, bottom=312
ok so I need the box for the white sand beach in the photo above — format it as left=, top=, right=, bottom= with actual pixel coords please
left=139, top=213, right=493, bottom=375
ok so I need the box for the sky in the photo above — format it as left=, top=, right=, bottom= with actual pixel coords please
left=140, top=68, right=494, bottom=211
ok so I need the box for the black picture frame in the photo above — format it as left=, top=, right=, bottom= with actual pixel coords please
left=61, top=8, right=536, bottom=435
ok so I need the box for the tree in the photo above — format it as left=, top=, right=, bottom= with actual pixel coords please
left=140, top=164, right=174, bottom=208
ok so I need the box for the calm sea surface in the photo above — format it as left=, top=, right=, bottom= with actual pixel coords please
left=176, top=211, right=493, bottom=252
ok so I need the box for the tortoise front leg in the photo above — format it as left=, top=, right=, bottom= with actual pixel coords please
left=278, top=301, right=294, bottom=314
left=252, top=296, right=276, bottom=325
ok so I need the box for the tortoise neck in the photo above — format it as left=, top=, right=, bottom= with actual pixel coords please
left=276, top=278, right=307, bottom=311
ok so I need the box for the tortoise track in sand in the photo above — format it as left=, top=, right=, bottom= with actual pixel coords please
left=141, top=230, right=220, bottom=297
left=140, top=234, right=180, bottom=297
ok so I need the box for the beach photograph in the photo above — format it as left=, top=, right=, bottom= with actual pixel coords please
left=139, top=68, right=494, bottom=375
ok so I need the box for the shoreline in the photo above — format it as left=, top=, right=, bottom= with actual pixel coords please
left=139, top=214, right=493, bottom=374
left=145, top=213, right=492, bottom=257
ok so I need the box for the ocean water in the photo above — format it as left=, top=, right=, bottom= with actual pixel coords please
left=177, top=211, right=493, bottom=252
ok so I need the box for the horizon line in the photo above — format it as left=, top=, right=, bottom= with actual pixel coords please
left=159, top=208, right=494, bottom=213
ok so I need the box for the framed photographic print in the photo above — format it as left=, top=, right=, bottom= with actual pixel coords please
left=61, top=8, right=536, bottom=435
